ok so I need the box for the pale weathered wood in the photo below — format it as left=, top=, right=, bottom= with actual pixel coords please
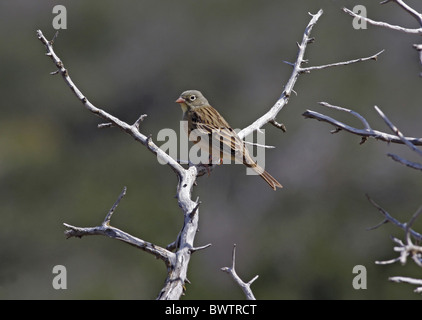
left=36, top=8, right=383, bottom=299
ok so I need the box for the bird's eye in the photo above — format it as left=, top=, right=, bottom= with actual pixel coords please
left=189, top=95, right=196, bottom=101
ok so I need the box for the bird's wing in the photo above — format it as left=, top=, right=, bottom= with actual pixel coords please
left=190, top=106, right=246, bottom=158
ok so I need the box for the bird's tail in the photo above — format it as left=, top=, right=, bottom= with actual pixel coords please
left=249, top=163, right=283, bottom=190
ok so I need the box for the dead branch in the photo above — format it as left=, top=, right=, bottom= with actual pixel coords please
left=303, top=103, right=422, bottom=170
left=367, top=195, right=422, bottom=294
left=238, top=10, right=382, bottom=140
left=389, top=276, right=422, bottom=293
left=37, top=29, right=202, bottom=300
left=64, top=187, right=174, bottom=267
left=303, top=103, right=422, bottom=146
left=343, top=1, right=422, bottom=74
left=366, top=195, right=422, bottom=242
left=342, top=5, right=422, bottom=35
left=37, top=8, right=385, bottom=300
left=221, top=244, right=259, bottom=300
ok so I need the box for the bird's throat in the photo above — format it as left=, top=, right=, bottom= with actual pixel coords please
left=180, top=103, right=189, bottom=113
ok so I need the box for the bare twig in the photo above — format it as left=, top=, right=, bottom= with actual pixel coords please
left=366, top=195, right=422, bottom=241
left=369, top=195, right=422, bottom=273
left=37, top=30, right=186, bottom=178
left=190, top=243, right=212, bottom=254
left=37, top=29, right=202, bottom=300
left=342, top=6, right=422, bottom=35
left=64, top=187, right=174, bottom=267
left=301, top=50, right=384, bottom=73
left=304, top=103, right=422, bottom=172
left=375, top=106, right=422, bottom=157
left=269, top=119, right=287, bottom=132
left=337, top=1, right=422, bottom=295
left=374, top=105, right=422, bottom=170
left=37, top=8, right=387, bottom=300
left=238, top=10, right=324, bottom=139
left=318, top=102, right=373, bottom=131
left=103, top=186, right=126, bottom=225
left=380, top=0, right=422, bottom=27
left=97, top=122, right=114, bottom=129
left=238, top=10, right=381, bottom=140
left=375, top=256, right=401, bottom=265
left=388, top=153, right=422, bottom=171
left=303, top=105, right=422, bottom=146
left=389, top=276, right=422, bottom=293
left=221, top=244, right=259, bottom=300
left=134, top=114, right=148, bottom=131
left=406, top=206, right=422, bottom=239
left=343, top=2, right=422, bottom=73
left=375, top=239, right=422, bottom=267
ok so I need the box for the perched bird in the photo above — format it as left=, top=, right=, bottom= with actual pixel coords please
left=175, top=90, right=282, bottom=190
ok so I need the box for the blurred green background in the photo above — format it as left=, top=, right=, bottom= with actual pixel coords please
left=1, top=0, right=422, bottom=299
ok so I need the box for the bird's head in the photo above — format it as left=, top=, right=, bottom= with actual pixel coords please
left=175, top=90, right=209, bottom=111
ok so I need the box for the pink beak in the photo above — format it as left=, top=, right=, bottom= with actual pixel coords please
left=175, top=97, right=185, bottom=104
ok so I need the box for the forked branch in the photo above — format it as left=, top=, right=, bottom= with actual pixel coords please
left=303, top=102, right=422, bottom=170
left=368, top=196, right=422, bottom=293
left=238, top=10, right=383, bottom=140
left=64, top=187, right=175, bottom=267
left=37, top=29, right=202, bottom=300
left=37, top=8, right=385, bottom=300
left=221, top=244, right=259, bottom=300
left=343, top=1, right=422, bottom=73
left=343, top=3, right=422, bottom=35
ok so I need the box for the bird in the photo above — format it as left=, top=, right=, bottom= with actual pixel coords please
left=175, top=90, right=282, bottom=190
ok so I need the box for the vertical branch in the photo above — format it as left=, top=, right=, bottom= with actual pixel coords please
left=37, top=7, right=387, bottom=299
left=238, top=10, right=382, bottom=140
left=221, top=244, right=259, bottom=300
left=238, top=9, right=324, bottom=140
left=37, top=30, right=202, bottom=300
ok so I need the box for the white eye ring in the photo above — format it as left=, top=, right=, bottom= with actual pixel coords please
left=189, top=95, right=196, bottom=101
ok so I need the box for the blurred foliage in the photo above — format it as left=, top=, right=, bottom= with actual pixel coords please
left=0, top=0, right=422, bottom=299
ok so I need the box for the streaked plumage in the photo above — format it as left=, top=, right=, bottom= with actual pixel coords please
left=175, top=90, right=282, bottom=190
